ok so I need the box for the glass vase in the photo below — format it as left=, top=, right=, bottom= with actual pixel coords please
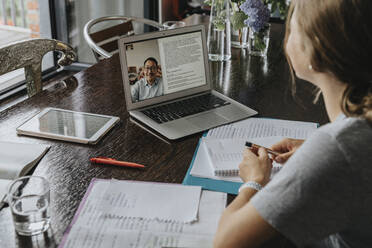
left=231, top=26, right=249, bottom=48
left=248, top=23, right=271, bottom=57
left=207, top=0, right=231, bottom=61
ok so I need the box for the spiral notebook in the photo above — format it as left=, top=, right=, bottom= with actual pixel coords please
left=203, top=137, right=283, bottom=176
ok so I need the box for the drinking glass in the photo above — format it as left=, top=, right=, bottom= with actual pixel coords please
left=231, top=26, right=249, bottom=48
left=207, top=0, right=232, bottom=61
left=248, top=23, right=271, bottom=57
left=7, top=176, right=50, bottom=236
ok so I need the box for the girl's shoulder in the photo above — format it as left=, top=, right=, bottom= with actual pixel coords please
left=318, top=116, right=372, bottom=141
left=317, top=116, right=372, bottom=163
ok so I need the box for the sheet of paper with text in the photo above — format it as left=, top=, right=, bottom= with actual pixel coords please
left=59, top=179, right=227, bottom=248
left=158, top=32, right=206, bottom=94
left=98, top=179, right=202, bottom=223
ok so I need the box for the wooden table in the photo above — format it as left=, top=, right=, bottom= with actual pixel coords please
left=0, top=22, right=328, bottom=248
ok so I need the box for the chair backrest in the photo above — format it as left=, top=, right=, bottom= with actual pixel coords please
left=84, top=16, right=164, bottom=61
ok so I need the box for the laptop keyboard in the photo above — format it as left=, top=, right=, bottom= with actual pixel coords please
left=140, top=94, right=231, bottom=124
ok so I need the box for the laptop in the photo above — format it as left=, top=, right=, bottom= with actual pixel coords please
left=118, top=25, right=257, bottom=140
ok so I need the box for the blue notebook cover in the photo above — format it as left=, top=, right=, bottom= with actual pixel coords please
left=182, top=118, right=319, bottom=194
left=182, top=132, right=242, bottom=195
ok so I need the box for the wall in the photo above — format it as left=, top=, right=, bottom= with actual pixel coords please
left=70, top=0, right=145, bottom=63
left=126, top=39, right=161, bottom=71
left=26, top=0, right=39, bottom=37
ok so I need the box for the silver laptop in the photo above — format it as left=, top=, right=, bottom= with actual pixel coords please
left=118, top=25, right=257, bottom=140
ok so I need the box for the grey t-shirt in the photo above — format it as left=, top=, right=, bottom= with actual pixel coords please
left=251, top=115, right=372, bottom=248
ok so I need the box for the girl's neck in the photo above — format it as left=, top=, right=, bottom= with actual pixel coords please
left=314, top=74, right=347, bottom=122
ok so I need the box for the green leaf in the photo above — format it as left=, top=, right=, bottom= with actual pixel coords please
left=230, top=11, right=248, bottom=30
left=213, top=17, right=226, bottom=31
left=265, top=0, right=289, bottom=20
left=254, top=34, right=266, bottom=51
left=204, top=0, right=213, bottom=6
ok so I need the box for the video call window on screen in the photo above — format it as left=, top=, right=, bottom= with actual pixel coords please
left=125, top=31, right=207, bottom=103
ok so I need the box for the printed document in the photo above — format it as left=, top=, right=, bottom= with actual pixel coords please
left=206, top=118, right=317, bottom=139
left=59, top=179, right=227, bottom=248
left=158, top=32, right=206, bottom=94
left=98, top=180, right=201, bottom=223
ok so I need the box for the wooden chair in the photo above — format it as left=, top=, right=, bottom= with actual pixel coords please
left=83, top=16, right=164, bottom=61
left=0, top=39, right=76, bottom=97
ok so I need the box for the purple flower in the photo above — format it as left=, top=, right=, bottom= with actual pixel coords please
left=240, top=0, right=270, bottom=32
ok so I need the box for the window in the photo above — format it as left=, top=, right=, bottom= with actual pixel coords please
left=0, top=0, right=53, bottom=95
left=62, top=0, right=154, bottom=64
left=0, top=0, right=160, bottom=97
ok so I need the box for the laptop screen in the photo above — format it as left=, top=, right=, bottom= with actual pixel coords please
left=123, top=31, right=207, bottom=103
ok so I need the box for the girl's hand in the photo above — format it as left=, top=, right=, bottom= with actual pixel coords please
left=270, top=138, right=305, bottom=164
left=238, top=147, right=272, bottom=186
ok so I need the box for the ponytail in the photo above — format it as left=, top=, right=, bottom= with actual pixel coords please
left=342, top=83, right=372, bottom=125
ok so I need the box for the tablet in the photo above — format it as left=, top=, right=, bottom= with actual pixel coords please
left=16, top=108, right=120, bottom=144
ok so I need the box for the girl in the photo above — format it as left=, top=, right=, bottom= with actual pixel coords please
left=214, top=0, right=372, bottom=247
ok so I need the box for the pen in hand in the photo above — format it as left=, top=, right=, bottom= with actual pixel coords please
left=245, top=142, right=281, bottom=156
left=90, top=157, right=145, bottom=169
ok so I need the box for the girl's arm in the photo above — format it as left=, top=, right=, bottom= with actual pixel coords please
left=214, top=147, right=279, bottom=248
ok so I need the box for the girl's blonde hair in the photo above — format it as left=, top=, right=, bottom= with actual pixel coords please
left=284, top=0, right=372, bottom=123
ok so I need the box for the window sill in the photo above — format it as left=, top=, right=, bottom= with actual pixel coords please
left=0, top=69, right=25, bottom=93
left=0, top=70, right=76, bottom=112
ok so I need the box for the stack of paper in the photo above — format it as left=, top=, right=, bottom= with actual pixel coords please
left=206, top=118, right=317, bottom=139
left=98, top=180, right=202, bottom=223
left=0, top=141, right=50, bottom=203
left=59, top=179, right=227, bottom=248
left=0, top=141, right=50, bottom=180
left=183, top=118, right=318, bottom=194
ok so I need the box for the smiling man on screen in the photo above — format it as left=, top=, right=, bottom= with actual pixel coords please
left=131, top=57, right=164, bottom=102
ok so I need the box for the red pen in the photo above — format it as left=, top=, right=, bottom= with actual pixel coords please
left=90, top=157, right=145, bottom=169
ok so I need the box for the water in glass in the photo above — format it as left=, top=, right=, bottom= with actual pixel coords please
left=207, top=0, right=232, bottom=61
left=231, top=27, right=249, bottom=48
left=248, top=23, right=271, bottom=57
left=11, top=194, right=50, bottom=235
left=8, top=176, right=50, bottom=236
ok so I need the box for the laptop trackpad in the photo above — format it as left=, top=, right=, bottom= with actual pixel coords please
left=186, top=112, right=228, bottom=128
